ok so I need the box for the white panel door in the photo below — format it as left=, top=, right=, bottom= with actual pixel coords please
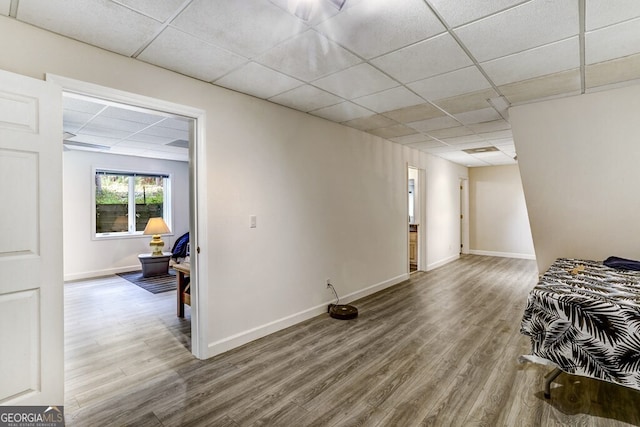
left=0, top=69, right=63, bottom=405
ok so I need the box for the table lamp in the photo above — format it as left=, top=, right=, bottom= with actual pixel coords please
left=143, top=217, right=170, bottom=256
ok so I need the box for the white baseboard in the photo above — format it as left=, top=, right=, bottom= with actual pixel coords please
left=64, top=265, right=139, bottom=282
left=206, top=273, right=409, bottom=358
left=426, top=253, right=460, bottom=271
left=469, top=249, right=536, bottom=260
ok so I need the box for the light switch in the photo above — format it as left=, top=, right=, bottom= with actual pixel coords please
left=250, top=215, right=257, bottom=228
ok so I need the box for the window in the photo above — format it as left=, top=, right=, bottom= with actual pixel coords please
left=94, top=169, right=171, bottom=237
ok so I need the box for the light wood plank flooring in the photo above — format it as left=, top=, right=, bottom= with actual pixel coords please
left=64, top=256, right=640, bottom=426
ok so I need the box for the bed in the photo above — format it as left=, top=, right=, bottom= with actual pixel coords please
left=520, top=258, right=640, bottom=396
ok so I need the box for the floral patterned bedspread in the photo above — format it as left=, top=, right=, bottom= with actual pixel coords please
left=521, top=258, right=640, bottom=390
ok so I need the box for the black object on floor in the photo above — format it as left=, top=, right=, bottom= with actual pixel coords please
left=328, top=303, right=358, bottom=320
left=117, top=270, right=176, bottom=294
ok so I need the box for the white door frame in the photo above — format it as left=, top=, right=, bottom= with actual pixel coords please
left=407, top=164, right=427, bottom=272
left=459, top=178, right=470, bottom=255
left=46, top=74, right=209, bottom=359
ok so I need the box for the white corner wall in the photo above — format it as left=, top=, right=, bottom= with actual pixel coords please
left=468, top=165, right=535, bottom=259
left=63, top=150, right=190, bottom=280
left=511, top=84, right=640, bottom=273
left=0, top=16, right=467, bottom=357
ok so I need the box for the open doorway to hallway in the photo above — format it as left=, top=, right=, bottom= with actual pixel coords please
left=408, top=166, right=419, bottom=272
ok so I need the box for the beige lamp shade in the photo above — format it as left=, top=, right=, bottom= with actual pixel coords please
left=143, top=217, right=170, bottom=255
left=143, top=217, right=170, bottom=235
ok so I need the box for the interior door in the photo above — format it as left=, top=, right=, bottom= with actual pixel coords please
left=0, top=69, right=63, bottom=404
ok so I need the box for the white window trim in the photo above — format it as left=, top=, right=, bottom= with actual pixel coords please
left=91, top=166, right=174, bottom=240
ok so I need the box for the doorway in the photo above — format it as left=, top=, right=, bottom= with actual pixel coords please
left=460, top=178, right=469, bottom=255
left=408, top=166, right=419, bottom=272
left=49, top=73, right=208, bottom=359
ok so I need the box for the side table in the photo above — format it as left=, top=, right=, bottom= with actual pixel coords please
left=138, top=252, right=172, bottom=278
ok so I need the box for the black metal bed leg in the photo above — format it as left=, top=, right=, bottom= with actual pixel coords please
left=544, top=368, right=562, bottom=399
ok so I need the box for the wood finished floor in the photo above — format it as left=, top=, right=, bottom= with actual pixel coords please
left=64, top=256, right=640, bottom=426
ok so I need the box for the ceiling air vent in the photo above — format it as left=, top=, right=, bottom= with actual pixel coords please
left=462, top=146, right=499, bottom=154
left=167, top=139, right=189, bottom=148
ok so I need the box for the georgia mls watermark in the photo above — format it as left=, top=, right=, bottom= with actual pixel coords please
left=0, top=406, right=64, bottom=427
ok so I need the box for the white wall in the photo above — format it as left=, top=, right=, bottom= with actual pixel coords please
left=468, top=165, right=535, bottom=259
left=511, top=84, right=640, bottom=273
left=0, top=17, right=467, bottom=357
left=63, top=150, right=190, bottom=280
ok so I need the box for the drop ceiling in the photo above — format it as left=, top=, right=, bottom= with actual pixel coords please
left=7, top=0, right=640, bottom=166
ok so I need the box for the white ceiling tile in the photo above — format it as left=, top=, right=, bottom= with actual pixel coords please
left=498, top=143, right=516, bottom=152
left=313, top=63, right=398, bottom=99
left=269, top=0, right=341, bottom=25
left=104, top=146, right=147, bottom=156
left=467, top=119, right=511, bottom=133
left=127, top=133, right=175, bottom=144
left=101, top=106, right=166, bottom=125
left=139, top=27, right=247, bottom=82
left=477, top=129, right=514, bottom=140
left=585, top=0, right=640, bottom=31
left=408, top=66, right=491, bottom=101
left=371, top=33, right=472, bottom=83
left=427, top=0, right=527, bottom=28
left=137, top=125, right=187, bottom=140
left=454, top=0, right=578, bottom=62
left=440, top=134, right=485, bottom=145
left=453, top=108, right=502, bottom=125
left=269, top=84, right=342, bottom=112
left=172, top=0, right=307, bottom=57
left=310, top=101, right=374, bottom=122
left=0, top=0, right=10, bottom=15
left=391, top=133, right=433, bottom=144
left=121, top=139, right=174, bottom=150
left=17, top=0, right=162, bottom=56
left=585, top=53, right=640, bottom=89
left=498, top=69, right=581, bottom=104
left=316, top=0, right=445, bottom=59
left=586, top=17, right=640, bottom=65
left=67, top=134, right=123, bottom=147
left=427, top=126, right=473, bottom=139
left=408, top=115, right=460, bottom=132
left=368, top=125, right=418, bottom=139
left=114, top=0, right=186, bottom=21
left=491, top=138, right=515, bottom=147
left=408, top=140, right=446, bottom=150
left=432, top=88, right=498, bottom=114
left=343, top=114, right=398, bottom=131
left=481, top=37, right=580, bottom=85
left=88, top=115, right=150, bottom=133
left=471, top=151, right=516, bottom=165
left=63, top=111, right=96, bottom=133
left=63, top=96, right=106, bottom=114
left=423, top=144, right=460, bottom=153
left=437, top=151, right=489, bottom=166
left=256, top=30, right=361, bottom=81
left=155, top=117, right=191, bottom=132
left=383, top=103, right=445, bottom=122
left=214, top=62, right=303, bottom=99
left=352, top=87, right=425, bottom=113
